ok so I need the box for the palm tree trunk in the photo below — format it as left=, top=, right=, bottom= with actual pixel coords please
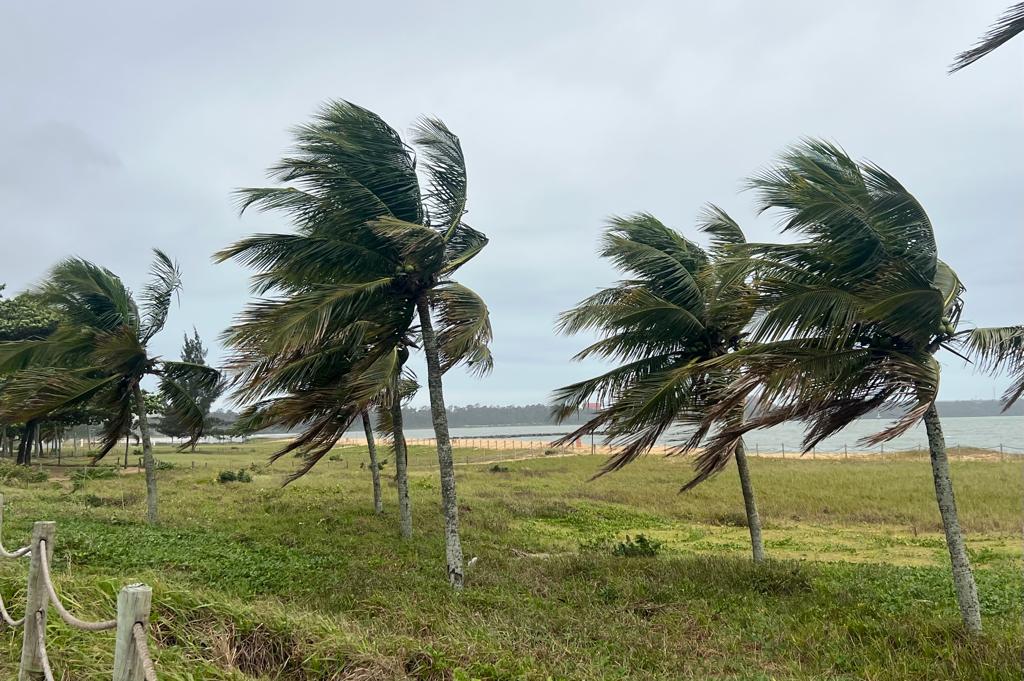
left=734, top=440, right=766, bottom=563
left=923, top=403, right=981, bottom=633
left=416, top=297, right=465, bottom=589
left=133, top=385, right=158, bottom=525
left=390, top=386, right=412, bottom=538
left=17, top=422, right=34, bottom=466
left=361, top=410, right=383, bottom=515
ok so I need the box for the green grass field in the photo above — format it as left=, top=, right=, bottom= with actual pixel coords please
left=0, top=440, right=1020, bottom=680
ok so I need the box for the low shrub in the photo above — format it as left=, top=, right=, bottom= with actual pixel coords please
left=70, top=466, right=117, bottom=492
left=489, top=464, right=510, bottom=473
left=0, top=462, right=49, bottom=484
left=611, top=534, right=663, bottom=558
left=219, top=469, right=253, bottom=484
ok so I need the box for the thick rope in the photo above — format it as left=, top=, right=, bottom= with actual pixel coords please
left=34, top=610, right=56, bottom=681
left=133, top=622, right=158, bottom=681
left=38, top=540, right=117, bottom=631
left=0, top=591, right=23, bottom=627
left=0, top=540, right=30, bottom=559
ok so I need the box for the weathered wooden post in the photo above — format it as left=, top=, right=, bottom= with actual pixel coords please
left=19, top=521, right=55, bottom=681
left=112, top=583, right=152, bottom=681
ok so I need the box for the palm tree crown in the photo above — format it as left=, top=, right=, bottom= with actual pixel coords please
left=697, top=140, right=1022, bottom=464
left=0, top=251, right=220, bottom=455
left=552, top=210, right=754, bottom=486
left=217, top=100, right=492, bottom=477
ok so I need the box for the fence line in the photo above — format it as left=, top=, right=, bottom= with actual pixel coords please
left=0, top=494, right=158, bottom=680
left=327, top=435, right=1020, bottom=468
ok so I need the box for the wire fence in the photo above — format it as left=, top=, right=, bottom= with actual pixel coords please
left=324, top=435, right=1023, bottom=469
left=0, top=493, right=158, bottom=681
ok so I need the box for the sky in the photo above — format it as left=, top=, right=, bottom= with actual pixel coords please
left=1, top=1, right=1021, bottom=408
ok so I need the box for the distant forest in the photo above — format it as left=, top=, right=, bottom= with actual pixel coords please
left=207, top=399, right=1022, bottom=434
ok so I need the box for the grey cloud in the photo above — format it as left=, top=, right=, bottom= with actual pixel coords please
left=1, top=0, right=1021, bottom=406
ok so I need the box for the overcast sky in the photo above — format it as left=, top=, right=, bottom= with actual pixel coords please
left=1, top=1, right=1021, bottom=407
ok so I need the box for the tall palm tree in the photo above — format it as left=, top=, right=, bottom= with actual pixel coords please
left=552, top=211, right=766, bottom=562
left=217, top=101, right=492, bottom=588
left=696, top=140, right=1024, bottom=633
left=0, top=252, right=221, bottom=524
left=950, top=2, right=1024, bottom=73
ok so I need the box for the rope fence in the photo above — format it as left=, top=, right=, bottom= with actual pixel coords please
left=0, top=493, right=158, bottom=681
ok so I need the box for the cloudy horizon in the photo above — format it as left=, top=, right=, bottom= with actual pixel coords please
left=2, top=1, right=1021, bottom=408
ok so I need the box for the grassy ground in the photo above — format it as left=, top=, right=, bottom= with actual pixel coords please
left=0, top=440, right=1020, bottom=680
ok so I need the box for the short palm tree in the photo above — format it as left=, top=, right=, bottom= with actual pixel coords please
left=0, top=252, right=221, bottom=524
left=696, top=140, right=1024, bottom=633
left=950, top=2, right=1024, bottom=72
left=552, top=211, right=766, bottom=561
left=217, top=101, right=492, bottom=588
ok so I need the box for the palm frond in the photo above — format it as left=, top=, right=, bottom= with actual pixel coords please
left=213, top=233, right=397, bottom=294
left=950, top=2, right=1024, bottom=72
left=238, top=100, right=422, bottom=227
left=960, top=325, right=1024, bottom=408
left=429, top=282, right=493, bottom=376
left=93, top=379, right=136, bottom=461
left=412, top=117, right=467, bottom=238
left=697, top=204, right=746, bottom=252
left=40, top=258, right=139, bottom=333
left=139, top=249, right=182, bottom=342
left=158, top=361, right=222, bottom=451
left=0, top=369, right=120, bottom=423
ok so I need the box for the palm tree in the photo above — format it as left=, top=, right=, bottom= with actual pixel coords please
left=217, top=101, right=492, bottom=588
left=552, top=211, right=766, bottom=562
left=695, top=140, right=1024, bottom=633
left=950, top=2, right=1024, bottom=73
left=0, top=252, right=221, bottom=524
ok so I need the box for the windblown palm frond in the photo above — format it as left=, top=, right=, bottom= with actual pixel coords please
left=0, top=369, right=121, bottom=424
left=158, top=360, right=224, bottom=450
left=430, top=282, right=493, bottom=376
left=139, top=250, right=182, bottom=342
left=412, top=117, right=467, bottom=237
left=41, top=258, right=139, bottom=334
left=958, top=325, right=1024, bottom=408
left=950, top=2, right=1024, bottom=72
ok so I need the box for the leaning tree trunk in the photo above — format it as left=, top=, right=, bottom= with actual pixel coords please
left=416, top=297, right=465, bottom=589
left=361, top=410, right=384, bottom=515
left=132, top=385, right=158, bottom=525
left=923, top=403, right=981, bottom=633
left=390, top=385, right=412, bottom=538
left=734, top=439, right=766, bottom=563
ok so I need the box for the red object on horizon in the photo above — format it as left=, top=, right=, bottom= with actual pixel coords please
left=584, top=402, right=603, bottom=410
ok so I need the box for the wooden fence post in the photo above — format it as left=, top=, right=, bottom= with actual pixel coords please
left=19, top=521, right=55, bottom=681
left=112, top=583, right=152, bottom=681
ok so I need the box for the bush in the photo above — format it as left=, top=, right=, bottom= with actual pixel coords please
left=611, top=534, right=663, bottom=558
left=0, top=462, right=49, bottom=484
left=327, top=454, right=343, bottom=462
left=219, top=469, right=252, bottom=484
left=489, top=464, right=510, bottom=473
left=156, top=460, right=175, bottom=470
left=70, top=466, right=117, bottom=482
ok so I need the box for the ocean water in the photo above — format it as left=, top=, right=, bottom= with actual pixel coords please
left=321, top=415, right=1024, bottom=454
